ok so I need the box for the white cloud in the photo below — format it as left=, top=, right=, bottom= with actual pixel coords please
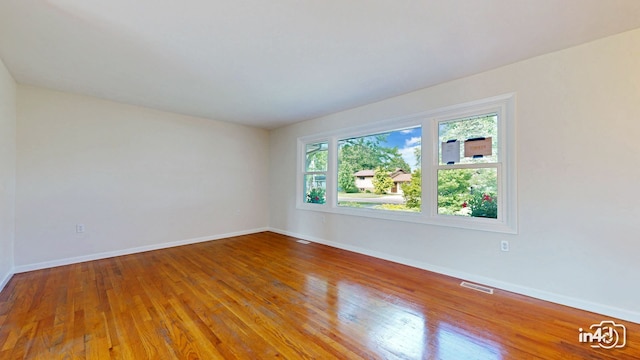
left=400, top=145, right=420, bottom=170
left=405, top=136, right=421, bottom=146
left=400, top=128, right=415, bottom=134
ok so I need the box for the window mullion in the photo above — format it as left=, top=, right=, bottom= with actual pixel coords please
left=297, top=93, right=516, bottom=233
left=327, top=136, right=337, bottom=207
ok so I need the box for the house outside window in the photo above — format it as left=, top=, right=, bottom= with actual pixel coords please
left=338, top=127, right=421, bottom=212
left=297, top=94, right=517, bottom=233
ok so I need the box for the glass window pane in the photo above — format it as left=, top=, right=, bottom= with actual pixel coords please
left=437, top=168, right=498, bottom=218
left=305, top=142, right=328, bottom=172
left=304, top=174, right=326, bottom=204
left=337, top=126, right=421, bottom=212
left=439, top=114, right=498, bottom=165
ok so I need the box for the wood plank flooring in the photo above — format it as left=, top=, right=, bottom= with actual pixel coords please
left=0, top=231, right=638, bottom=359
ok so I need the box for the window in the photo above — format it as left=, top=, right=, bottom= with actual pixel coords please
left=436, top=114, right=499, bottom=218
left=303, top=142, right=328, bottom=204
left=337, top=126, right=421, bottom=212
left=297, top=94, right=516, bottom=233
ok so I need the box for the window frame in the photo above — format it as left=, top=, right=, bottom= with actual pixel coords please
left=296, top=93, right=517, bottom=233
left=299, top=140, right=331, bottom=206
left=336, top=124, right=422, bottom=211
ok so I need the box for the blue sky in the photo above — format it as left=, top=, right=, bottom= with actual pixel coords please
left=382, top=126, right=421, bottom=170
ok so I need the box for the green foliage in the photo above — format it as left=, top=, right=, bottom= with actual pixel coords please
left=437, top=169, right=473, bottom=214
left=372, top=167, right=394, bottom=194
left=339, top=137, right=382, bottom=171
left=438, top=115, right=498, bottom=163
left=338, top=201, right=364, bottom=208
left=305, top=143, right=328, bottom=171
left=338, top=162, right=359, bottom=193
left=374, top=204, right=419, bottom=212
left=436, top=115, right=498, bottom=216
left=439, top=115, right=497, bottom=143
left=401, top=168, right=421, bottom=209
left=413, top=147, right=421, bottom=168
left=338, top=134, right=410, bottom=175
left=384, top=147, right=411, bottom=172
left=464, top=192, right=497, bottom=218
left=470, top=168, right=497, bottom=193
left=306, top=187, right=326, bottom=204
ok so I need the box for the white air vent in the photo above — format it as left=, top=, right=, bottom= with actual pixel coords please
left=296, top=240, right=311, bottom=244
left=460, top=281, right=494, bottom=294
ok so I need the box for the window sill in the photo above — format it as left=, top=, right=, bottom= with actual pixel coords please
left=296, top=203, right=517, bottom=234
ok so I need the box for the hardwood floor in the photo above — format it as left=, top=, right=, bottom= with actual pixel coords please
left=0, top=232, right=638, bottom=359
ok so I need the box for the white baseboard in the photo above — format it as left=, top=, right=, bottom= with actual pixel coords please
left=13, top=227, right=269, bottom=274
left=0, top=269, right=14, bottom=293
left=268, top=227, right=640, bottom=325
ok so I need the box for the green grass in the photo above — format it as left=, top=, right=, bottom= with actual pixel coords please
left=338, top=192, right=385, bottom=198
left=337, top=202, right=366, bottom=208
left=374, top=204, right=420, bottom=212
left=337, top=202, right=420, bottom=212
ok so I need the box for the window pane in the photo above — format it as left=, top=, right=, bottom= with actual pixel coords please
left=305, top=142, right=328, bottom=172
left=437, top=168, right=498, bottom=218
left=337, top=126, right=421, bottom=212
left=439, top=114, right=498, bottom=165
left=304, top=174, right=326, bottom=204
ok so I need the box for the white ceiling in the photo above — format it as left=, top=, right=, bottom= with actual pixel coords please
left=1, top=1, right=640, bottom=129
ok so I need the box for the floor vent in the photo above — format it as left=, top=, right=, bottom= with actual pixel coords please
left=296, top=240, right=311, bottom=244
left=460, top=281, right=494, bottom=294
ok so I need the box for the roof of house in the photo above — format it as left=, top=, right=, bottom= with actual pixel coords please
left=392, top=173, right=412, bottom=182
left=353, top=169, right=412, bottom=182
left=389, top=168, right=408, bottom=178
left=354, top=170, right=375, bottom=177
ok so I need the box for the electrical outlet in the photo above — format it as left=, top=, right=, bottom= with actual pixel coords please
left=500, top=240, right=509, bottom=252
left=76, top=224, right=85, bottom=233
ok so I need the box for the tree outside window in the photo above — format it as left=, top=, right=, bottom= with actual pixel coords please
left=304, top=142, right=328, bottom=204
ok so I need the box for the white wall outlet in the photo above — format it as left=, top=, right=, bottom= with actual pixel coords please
left=500, top=240, right=509, bottom=252
left=76, top=224, right=85, bottom=233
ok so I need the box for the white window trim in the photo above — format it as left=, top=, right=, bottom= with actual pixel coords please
left=297, top=93, right=517, bottom=233
left=298, top=138, right=331, bottom=206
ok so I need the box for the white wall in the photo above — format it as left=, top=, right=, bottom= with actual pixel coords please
left=269, top=29, right=640, bottom=322
left=0, top=58, right=16, bottom=290
left=15, top=86, right=269, bottom=268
